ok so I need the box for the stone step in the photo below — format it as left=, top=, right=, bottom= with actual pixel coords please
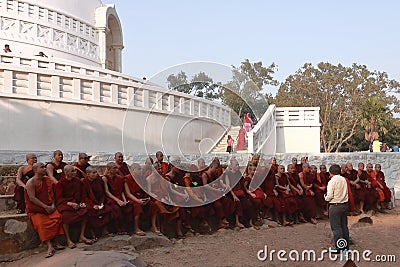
left=0, top=195, right=16, bottom=212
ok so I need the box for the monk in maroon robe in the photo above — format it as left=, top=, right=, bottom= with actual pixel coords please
left=356, top=163, right=378, bottom=213
left=114, top=152, right=131, bottom=176
left=55, top=165, right=93, bottom=248
left=73, top=153, right=91, bottom=180
left=46, top=150, right=68, bottom=183
left=125, top=163, right=160, bottom=236
left=146, top=163, right=183, bottom=238
left=156, top=151, right=169, bottom=177
left=25, top=162, right=64, bottom=258
left=287, top=164, right=306, bottom=223
left=375, top=164, right=391, bottom=209
left=345, top=163, right=360, bottom=213
left=275, top=165, right=297, bottom=226
left=292, top=157, right=303, bottom=175
left=202, top=161, right=230, bottom=229
left=260, top=160, right=280, bottom=221
left=314, top=165, right=329, bottom=216
left=103, top=162, right=133, bottom=234
left=244, top=164, right=265, bottom=228
left=299, top=163, right=318, bottom=224
left=14, top=153, right=37, bottom=213
left=82, top=166, right=112, bottom=239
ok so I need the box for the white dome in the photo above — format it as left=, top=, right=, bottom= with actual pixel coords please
left=22, top=0, right=103, bottom=24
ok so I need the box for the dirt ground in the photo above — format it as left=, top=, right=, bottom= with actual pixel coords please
left=139, top=206, right=400, bottom=267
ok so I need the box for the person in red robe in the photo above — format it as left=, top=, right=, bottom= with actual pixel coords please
left=236, top=125, right=246, bottom=150
left=202, top=161, right=230, bottom=229
left=287, top=164, right=306, bottom=223
left=14, top=153, right=37, bottom=213
left=243, top=113, right=253, bottom=132
left=314, top=165, right=329, bottom=216
left=103, top=162, right=133, bottom=234
left=345, top=163, right=360, bottom=214
left=73, top=153, right=91, bottom=180
left=275, top=165, right=297, bottom=226
left=299, top=163, right=318, bottom=224
left=375, top=164, right=391, bottom=209
left=366, top=163, right=384, bottom=211
left=143, top=157, right=154, bottom=178
left=146, top=162, right=183, bottom=238
left=356, top=163, right=378, bottom=213
left=25, top=162, right=64, bottom=258
left=260, top=159, right=280, bottom=221
left=82, top=166, right=112, bottom=239
left=125, top=163, right=160, bottom=236
left=46, top=150, right=68, bottom=183
left=156, top=151, right=169, bottom=177
left=55, top=165, right=93, bottom=248
left=292, top=157, right=303, bottom=175
left=244, top=164, right=265, bottom=229
left=114, top=152, right=131, bottom=176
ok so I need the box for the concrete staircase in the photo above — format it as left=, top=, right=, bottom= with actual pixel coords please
left=210, top=126, right=247, bottom=154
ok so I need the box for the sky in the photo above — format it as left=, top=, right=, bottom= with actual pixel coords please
left=103, top=0, right=400, bottom=95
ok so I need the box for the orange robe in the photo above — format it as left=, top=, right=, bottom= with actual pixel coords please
left=25, top=176, right=64, bottom=242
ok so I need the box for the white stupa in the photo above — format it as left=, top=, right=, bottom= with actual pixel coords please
left=0, top=0, right=123, bottom=71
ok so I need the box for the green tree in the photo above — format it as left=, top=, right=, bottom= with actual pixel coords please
left=167, top=71, right=221, bottom=101
left=222, top=59, right=278, bottom=123
left=275, top=62, right=400, bottom=152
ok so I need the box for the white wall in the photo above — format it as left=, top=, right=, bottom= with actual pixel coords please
left=276, top=126, right=320, bottom=153
left=0, top=97, right=226, bottom=154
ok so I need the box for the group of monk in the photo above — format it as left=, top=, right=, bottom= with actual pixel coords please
left=13, top=151, right=393, bottom=258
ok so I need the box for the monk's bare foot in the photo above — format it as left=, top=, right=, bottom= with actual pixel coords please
left=79, top=238, right=95, bottom=245
left=151, top=227, right=162, bottom=236
left=134, top=230, right=146, bottom=236
left=67, top=242, right=76, bottom=249
left=45, top=248, right=55, bottom=258
left=310, top=218, right=318, bottom=225
left=235, top=223, right=245, bottom=229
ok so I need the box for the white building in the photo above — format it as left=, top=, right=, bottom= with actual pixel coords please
left=0, top=0, right=320, bottom=156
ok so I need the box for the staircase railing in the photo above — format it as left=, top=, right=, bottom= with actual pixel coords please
left=247, top=105, right=276, bottom=154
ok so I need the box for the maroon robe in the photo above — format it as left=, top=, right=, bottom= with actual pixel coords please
left=49, top=161, right=68, bottom=181
left=203, top=172, right=227, bottom=220
left=301, top=172, right=317, bottom=219
left=261, top=169, right=281, bottom=212
left=55, top=177, right=88, bottom=224
left=73, top=162, right=90, bottom=180
left=82, top=176, right=112, bottom=228
left=125, top=174, right=158, bottom=218
left=105, top=174, right=133, bottom=223
left=288, top=172, right=304, bottom=211
left=117, top=162, right=131, bottom=177
left=314, top=172, right=328, bottom=209
left=358, top=171, right=378, bottom=210
left=276, top=173, right=298, bottom=213
left=345, top=169, right=361, bottom=205
left=14, top=169, right=35, bottom=212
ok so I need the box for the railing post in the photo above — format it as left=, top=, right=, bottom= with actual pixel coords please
left=179, top=97, right=185, bottom=114
left=93, top=81, right=100, bottom=102
left=111, top=84, right=118, bottom=104
left=50, top=76, right=60, bottom=98
left=28, top=72, right=38, bottom=96
left=190, top=99, right=195, bottom=116
left=73, top=78, right=81, bottom=100
left=143, top=89, right=149, bottom=109
left=4, top=70, right=13, bottom=94
left=247, top=131, right=254, bottom=154
left=168, top=94, right=174, bottom=112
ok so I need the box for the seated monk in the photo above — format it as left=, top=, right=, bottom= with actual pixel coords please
left=125, top=163, right=160, bottom=236
left=244, top=163, right=265, bottom=229
left=155, top=151, right=169, bottom=177
left=375, top=164, right=391, bottom=209
left=82, top=166, right=112, bottom=239
left=299, top=163, right=318, bottom=224
left=287, top=164, right=306, bottom=223
left=46, top=150, right=68, bottom=183
left=260, top=159, right=280, bottom=221
left=225, top=159, right=248, bottom=229
left=345, top=163, right=360, bottom=214
left=147, top=162, right=183, bottom=238
left=55, top=165, right=93, bottom=248
left=314, top=165, right=329, bottom=216
left=14, top=153, right=37, bottom=213
left=25, top=162, right=64, bottom=258
left=356, top=163, right=378, bottom=213
left=366, top=163, right=384, bottom=211
left=275, top=165, right=298, bottom=226
left=202, top=161, right=230, bottom=229
left=114, top=152, right=130, bottom=176
left=103, top=162, right=134, bottom=234
left=73, top=153, right=91, bottom=180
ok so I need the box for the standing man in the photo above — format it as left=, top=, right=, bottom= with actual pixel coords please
left=325, top=164, right=349, bottom=253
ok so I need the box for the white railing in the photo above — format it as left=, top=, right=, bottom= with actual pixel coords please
left=247, top=105, right=276, bottom=154
left=0, top=53, right=231, bottom=126
left=275, top=107, right=320, bottom=126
